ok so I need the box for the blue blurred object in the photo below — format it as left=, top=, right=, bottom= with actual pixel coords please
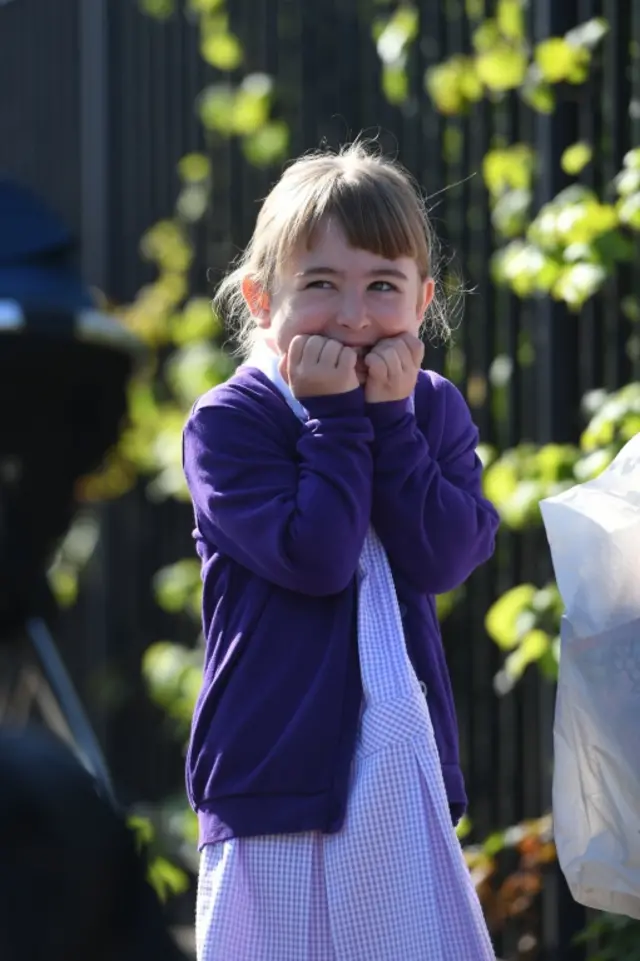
left=0, top=177, right=95, bottom=313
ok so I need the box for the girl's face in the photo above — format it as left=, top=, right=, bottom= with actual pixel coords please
left=243, top=219, right=434, bottom=381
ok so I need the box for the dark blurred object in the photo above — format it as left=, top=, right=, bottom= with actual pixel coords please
left=0, top=726, right=188, bottom=961
left=0, top=176, right=143, bottom=633
left=0, top=178, right=144, bottom=797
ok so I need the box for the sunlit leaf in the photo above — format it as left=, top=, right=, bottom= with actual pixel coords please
left=232, top=87, right=271, bottom=134
left=171, top=297, right=220, bottom=345
left=483, top=144, right=534, bottom=195
left=521, top=78, right=555, bottom=114
left=614, top=167, right=640, bottom=197
left=534, top=37, right=588, bottom=84
left=140, top=220, right=193, bottom=273
left=376, top=5, right=418, bottom=63
left=148, top=856, right=190, bottom=902
left=382, top=63, right=409, bottom=104
left=617, top=192, right=640, bottom=229
left=456, top=814, right=472, bottom=839
left=128, top=814, right=155, bottom=849
left=139, top=0, right=175, bottom=19
left=47, top=566, right=79, bottom=608
left=471, top=18, right=500, bottom=53
left=153, top=560, right=202, bottom=614
left=623, top=147, right=640, bottom=170
left=166, top=342, right=234, bottom=405
left=242, top=120, right=289, bottom=167
left=496, top=0, right=524, bottom=42
left=485, top=584, right=537, bottom=649
left=176, top=183, right=209, bottom=222
left=476, top=43, right=528, bottom=90
left=561, top=142, right=592, bottom=176
left=177, top=153, right=211, bottom=183
left=565, top=16, right=609, bottom=51
left=552, top=262, right=607, bottom=307
left=200, top=30, right=243, bottom=70
left=198, top=84, right=236, bottom=134
left=425, top=57, right=481, bottom=114
left=188, top=0, right=224, bottom=11
left=503, top=629, right=550, bottom=680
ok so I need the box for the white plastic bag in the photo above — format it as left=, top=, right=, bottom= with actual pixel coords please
left=540, top=433, right=640, bottom=919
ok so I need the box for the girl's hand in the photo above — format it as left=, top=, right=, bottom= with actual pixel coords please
left=364, top=333, right=424, bottom=404
left=281, top=335, right=359, bottom=398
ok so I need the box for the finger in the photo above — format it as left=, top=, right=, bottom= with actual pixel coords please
left=401, top=332, right=425, bottom=367
left=320, top=338, right=343, bottom=367
left=364, top=352, right=388, bottom=380
left=288, top=335, right=307, bottom=371
left=370, top=341, right=403, bottom=378
left=303, top=335, right=327, bottom=365
left=383, top=348, right=404, bottom=380
left=389, top=338, right=414, bottom=371
left=336, top=344, right=357, bottom=372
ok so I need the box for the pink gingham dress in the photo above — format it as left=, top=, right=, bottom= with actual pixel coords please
left=195, top=348, right=495, bottom=961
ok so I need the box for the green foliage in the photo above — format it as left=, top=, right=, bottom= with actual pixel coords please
left=483, top=442, right=578, bottom=529
left=128, top=813, right=190, bottom=901
left=372, top=5, right=419, bottom=105
left=576, top=912, right=640, bottom=960
left=484, top=382, right=640, bottom=533
left=48, top=513, right=100, bottom=608
left=142, top=641, right=202, bottom=736
left=424, top=1, right=607, bottom=116
left=492, top=179, right=636, bottom=308
left=486, top=583, right=561, bottom=693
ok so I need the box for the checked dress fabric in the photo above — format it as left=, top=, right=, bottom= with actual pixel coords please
left=195, top=349, right=496, bottom=961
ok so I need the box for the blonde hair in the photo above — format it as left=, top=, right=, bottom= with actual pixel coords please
left=215, top=141, right=452, bottom=357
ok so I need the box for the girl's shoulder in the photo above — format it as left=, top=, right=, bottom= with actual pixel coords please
left=192, top=364, right=291, bottom=421
left=414, top=369, right=478, bottom=447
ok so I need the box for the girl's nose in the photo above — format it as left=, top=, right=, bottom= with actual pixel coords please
left=336, top=292, right=369, bottom=330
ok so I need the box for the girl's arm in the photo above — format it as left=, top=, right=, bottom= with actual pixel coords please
left=367, top=372, right=499, bottom=595
left=183, top=384, right=373, bottom=596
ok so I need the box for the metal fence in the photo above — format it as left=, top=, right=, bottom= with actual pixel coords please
left=1, top=0, right=639, bottom=956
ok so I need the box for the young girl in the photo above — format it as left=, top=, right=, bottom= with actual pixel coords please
left=183, top=142, right=500, bottom=961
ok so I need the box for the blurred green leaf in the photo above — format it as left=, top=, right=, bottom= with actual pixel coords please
left=382, top=63, right=410, bottom=104
left=198, top=83, right=236, bottom=134
left=177, top=153, right=211, bottom=183
left=242, top=120, right=289, bottom=167
left=535, top=37, right=589, bottom=83
left=139, top=0, right=175, bottom=19
left=561, top=142, right=592, bottom=175
left=148, top=856, right=190, bottom=902
left=200, top=29, right=243, bottom=70
left=188, top=0, right=224, bottom=11
left=476, top=43, right=528, bottom=90
left=171, top=297, right=221, bottom=345
left=496, top=0, right=524, bottom=42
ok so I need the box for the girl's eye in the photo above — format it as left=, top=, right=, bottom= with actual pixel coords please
left=305, top=280, right=333, bottom=290
left=369, top=280, right=398, bottom=292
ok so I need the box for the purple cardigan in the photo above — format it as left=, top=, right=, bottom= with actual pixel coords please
left=182, top=365, right=499, bottom=846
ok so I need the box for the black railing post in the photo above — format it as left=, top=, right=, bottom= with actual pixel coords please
left=533, top=1, right=586, bottom=958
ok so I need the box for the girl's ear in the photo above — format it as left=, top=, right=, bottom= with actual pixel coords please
left=241, top=276, right=271, bottom=329
left=418, top=278, right=435, bottom=319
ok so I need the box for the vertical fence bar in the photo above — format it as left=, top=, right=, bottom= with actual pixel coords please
left=533, top=1, right=587, bottom=955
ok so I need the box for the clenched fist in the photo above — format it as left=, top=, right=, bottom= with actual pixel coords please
left=364, top=333, right=424, bottom=404
left=280, top=335, right=359, bottom=398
